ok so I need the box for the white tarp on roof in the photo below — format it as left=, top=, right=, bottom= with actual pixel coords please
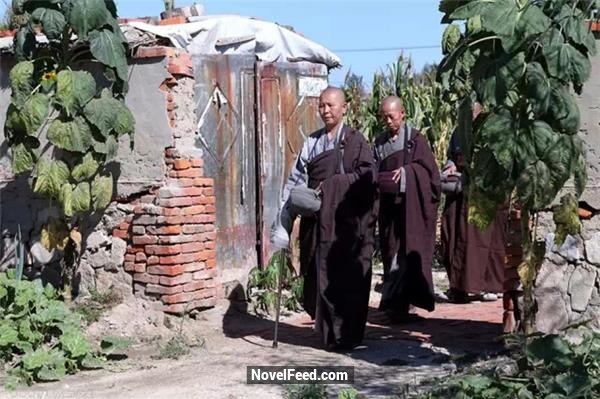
left=128, top=15, right=341, bottom=68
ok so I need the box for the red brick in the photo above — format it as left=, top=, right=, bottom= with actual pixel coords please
left=147, top=255, right=160, bottom=265
left=173, top=159, right=191, bottom=170
left=134, top=46, right=175, bottom=59
left=205, top=205, right=216, bottom=213
left=113, top=229, right=128, bottom=239
left=203, top=188, right=214, bottom=196
left=201, top=288, right=217, bottom=298
left=204, top=241, right=215, bottom=250
left=124, top=262, right=135, bottom=272
left=159, top=253, right=200, bottom=265
left=140, top=194, right=156, bottom=204
left=183, top=281, right=205, bottom=292
left=146, top=284, right=183, bottom=295
left=184, top=262, right=206, bottom=272
left=203, top=279, right=217, bottom=289
left=166, top=93, right=175, bottom=102
left=118, top=222, right=130, bottom=230
left=147, top=265, right=187, bottom=276
left=169, top=168, right=202, bottom=179
left=161, top=290, right=204, bottom=304
left=200, top=231, right=217, bottom=241
left=158, top=234, right=201, bottom=244
left=163, top=207, right=182, bottom=216
left=182, top=224, right=205, bottom=234
left=132, top=235, right=158, bottom=245
left=191, top=159, right=203, bottom=167
left=193, top=178, right=213, bottom=187
left=190, top=298, right=216, bottom=309
left=181, top=242, right=205, bottom=253
left=147, top=225, right=182, bottom=235
left=133, top=273, right=159, bottom=284
left=146, top=244, right=181, bottom=255
left=156, top=216, right=186, bottom=225
left=182, top=205, right=205, bottom=216
left=166, top=101, right=177, bottom=112
left=159, top=273, right=192, bottom=286
left=134, top=263, right=146, bottom=273
left=158, top=197, right=195, bottom=208
left=135, top=252, right=147, bottom=262
left=126, top=245, right=145, bottom=254
left=125, top=254, right=136, bottom=262
left=193, top=269, right=216, bottom=280
left=206, top=258, right=216, bottom=268
left=187, top=214, right=216, bottom=224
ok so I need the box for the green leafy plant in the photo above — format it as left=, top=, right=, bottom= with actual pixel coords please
left=0, top=270, right=103, bottom=389
left=420, top=331, right=600, bottom=398
left=283, top=384, right=328, bottom=399
left=247, top=251, right=304, bottom=315
left=5, top=0, right=135, bottom=299
left=437, top=0, right=598, bottom=331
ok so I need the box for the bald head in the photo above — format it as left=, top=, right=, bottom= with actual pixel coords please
left=380, top=96, right=404, bottom=113
left=379, top=96, right=405, bottom=134
left=319, top=86, right=347, bottom=131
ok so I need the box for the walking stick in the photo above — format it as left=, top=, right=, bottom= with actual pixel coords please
left=273, top=249, right=286, bottom=349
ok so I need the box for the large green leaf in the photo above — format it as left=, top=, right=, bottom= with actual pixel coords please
left=34, top=159, right=70, bottom=198
left=84, top=91, right=133, bottom=135
left=0, top=322, right=19, bottom=347
left=72, top=153, right=99, bottom=182
left=21, top=94, right=50, bottom=135
left=47, top=117, right=93, bottom=152
left=91, top=174, right=113, bottom=210
left=22, top=347, right=65, bottom=371
left=545, top=36, right=591, bottom=85
left=473, top=52, right=525, bottom=106
left=558, top=4, right=597, bottom=56
left=9, top=60, right=34, bottom=105
left=89, top=29, right=128, bottom=81
left=516, top=3, right=551, bottom=38
left=479, top=109, right=516, bottom=171
left=549, top=83, right=580, bottom=134
left=93, top=135, right=119, bottom=160
left=67, top=0, right=109, bottom=39
left=449, top=0, right=490, bottom=20
left=525, top=62, right=551, bottom=115
left=37, top=364, right=67, bottom=381
left=11, top=143, right=35, bottom=175
left=31, top=7, right=66, bottom=40
left=60, top=326, right=91, bottom=358
left=71, top=182, right=91, bottom=214
left=56, top=70, right=97, bottom=115
left=60, top=183, right=74, bottom=217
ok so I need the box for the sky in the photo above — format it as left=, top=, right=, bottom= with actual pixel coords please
left=115, top=0, right=446, bottom=87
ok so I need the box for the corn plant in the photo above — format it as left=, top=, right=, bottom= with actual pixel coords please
left=5, top=0, right=135, bottom=299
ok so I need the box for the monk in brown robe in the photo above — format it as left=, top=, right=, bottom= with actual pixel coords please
left=441, top=102, right=507, bottom=303
left=273, top=87, right=378, bottom=350
left=374, top=96, right=440, bottom=321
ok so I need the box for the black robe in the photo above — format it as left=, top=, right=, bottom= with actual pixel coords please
left=299, top=126, right=378, bottom=348
left=375, top=128, right=440, bottom=313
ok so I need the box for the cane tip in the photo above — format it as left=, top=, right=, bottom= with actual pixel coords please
left=272, top=342, right=278, bottom=348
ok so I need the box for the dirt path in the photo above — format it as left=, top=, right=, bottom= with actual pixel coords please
left=1, top=273, right=506, bottom=399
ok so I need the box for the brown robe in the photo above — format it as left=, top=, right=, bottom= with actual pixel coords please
left=441, top=157, right=507, bottom=294
left=376, top=128, right=440, bottom=313
left=299, top=126, right=377, bottom=348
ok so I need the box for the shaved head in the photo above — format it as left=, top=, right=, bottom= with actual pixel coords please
left=320, top=86, right=346, bottom=105
left=319, top=86, right=347, bottom=131
left=379, top=96, right=405, bottom=133
left=380, top=96, right=404, bottom=113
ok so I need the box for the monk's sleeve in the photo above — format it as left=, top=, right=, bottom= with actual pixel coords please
left=403, top=138, right=441, bottom=219
left=332, top=137, right=375, bottom=187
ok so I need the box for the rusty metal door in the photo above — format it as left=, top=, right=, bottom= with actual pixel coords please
left=193, top=55, right=258, bottom=272
left=256, top=61, right=328, bottom=265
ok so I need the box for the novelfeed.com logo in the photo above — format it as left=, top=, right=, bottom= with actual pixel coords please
left=247, top=366, right=354, bottom=385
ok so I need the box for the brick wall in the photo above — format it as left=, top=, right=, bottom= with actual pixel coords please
left=111, top=46, right=217, bottom=314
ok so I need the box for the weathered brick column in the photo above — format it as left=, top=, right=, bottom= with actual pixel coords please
left=111, top=45, right=218, bottom=314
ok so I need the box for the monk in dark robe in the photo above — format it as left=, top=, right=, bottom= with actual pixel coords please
left=374, top=96, right=440, bottom=321
left=272, top=87, right=378, bottom=350
left=441, top=102, right=507, bottom=303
